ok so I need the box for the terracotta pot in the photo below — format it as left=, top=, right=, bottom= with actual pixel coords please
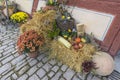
left=18, top=49, right=22, bottom=55
left=28, top=51, right=38, bottom=58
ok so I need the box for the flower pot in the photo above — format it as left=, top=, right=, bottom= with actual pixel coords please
left=18, top=49, right=22, bottom=55
left=28, top=51, right=38, bottom=58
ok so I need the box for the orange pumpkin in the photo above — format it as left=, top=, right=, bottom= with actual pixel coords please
left=75, top=37, right=81, bottom=43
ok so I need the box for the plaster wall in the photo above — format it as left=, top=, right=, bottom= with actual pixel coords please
left=10, top=0, right=34, bottom=14
left=68, top=7, right=114, bottom=41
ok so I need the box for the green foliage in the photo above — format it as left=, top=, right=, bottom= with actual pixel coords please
left=82, top=35, right=91, bottom=43
left=48, top=21, right=60, bottom=39
left=46, top=0, right=57, bottom=6
left=24, top=46, right=30, bottom=53
left=60, top=29, right=77, bottom=40
left=61, top=30, right=69, bottom=38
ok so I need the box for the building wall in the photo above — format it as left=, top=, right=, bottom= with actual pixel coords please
left=67, top=7, right=114, bottom=41
left=10, top=0, right=34, bottom=14
left=36, top=0, right=46, bottom=11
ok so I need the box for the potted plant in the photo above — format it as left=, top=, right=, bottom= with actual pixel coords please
left=10, top=11, right=29, bottom=26
left=17, top=30, right=44, bottom=58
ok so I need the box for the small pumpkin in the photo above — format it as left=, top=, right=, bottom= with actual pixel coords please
left=61, top=15, right=65, bottom=20
left=81, top=38, right=86, bottom=43
left=75, top=37, right=81, bottom=43
left=79, top=43, right=83, bottom=48
left=81, top=36, right=90, bottom=43
left=92, top=52, right=114, bottom=76
left=73, top=44, right=80, bottom=50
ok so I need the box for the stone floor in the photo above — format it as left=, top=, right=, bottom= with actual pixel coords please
left=0, top=27, right=120, bottom=80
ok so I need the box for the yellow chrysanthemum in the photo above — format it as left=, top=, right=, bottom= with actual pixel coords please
left=10, top=12, right=29, bottom=23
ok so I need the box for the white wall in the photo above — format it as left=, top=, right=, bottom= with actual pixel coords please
left=68, top=7, right=114, bottom=41
left=10, top=0, right=34, bottom=14
left=9, top=0, right=46, bottom=13
left=36, top=0, right=46, bottom=11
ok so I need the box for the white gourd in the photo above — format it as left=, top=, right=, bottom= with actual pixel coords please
left=58, top=36, right=71, bottom=48
left=92, top=52, right=114, bottom=76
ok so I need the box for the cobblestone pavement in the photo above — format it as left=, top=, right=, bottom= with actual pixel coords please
left=0, top=28, right=119, bottom=80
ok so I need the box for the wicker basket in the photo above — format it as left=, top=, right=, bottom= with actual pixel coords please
left=56, top=17, right=75, bottom=31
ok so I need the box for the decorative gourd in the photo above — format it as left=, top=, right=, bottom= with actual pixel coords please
left=75, top=37, right=81, bottom=43
left=81, top=38, right=86, bottom=43
left=58, top=36, right=71, bottom=48
left=92, top=52, right=114, bottom=76
left=81, top=36, right=90, bottom=43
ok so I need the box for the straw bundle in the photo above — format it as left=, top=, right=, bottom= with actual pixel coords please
left=49, top=40, right=96, bottom=72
